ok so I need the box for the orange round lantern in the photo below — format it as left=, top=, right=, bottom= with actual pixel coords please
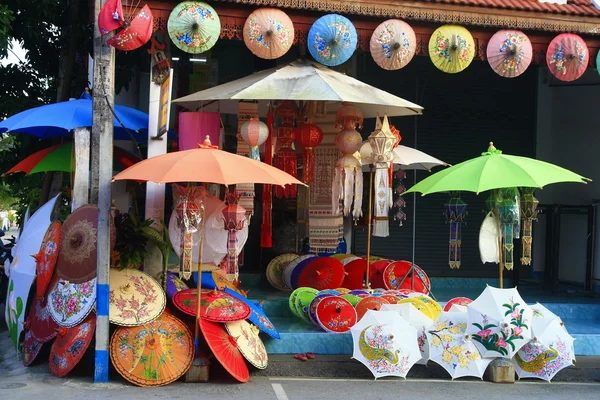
left=296, top=123, right=324, bottom=183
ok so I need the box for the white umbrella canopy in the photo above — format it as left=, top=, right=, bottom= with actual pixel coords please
left=359, top=142, right=448, bottom=172
left=512, top=318, right=575, bottom=381
left=350, top=309, right=421, bottom=379
left=466, top=286, right=533, bottom=359
left=428, top=311, right=492, bottom=379
left=172, top=60, right=423, bottom=118
left=5, top=195, right=60, bottom=350
left=381, top=303, right=434, bottom=365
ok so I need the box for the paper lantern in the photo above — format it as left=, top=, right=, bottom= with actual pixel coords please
left=296, top=122, right=324, bottom=183
left=240, top=118, right=269, bottom=161
left=274, top=101, right=298, bottom=198
left=519, top=187, right=539, bottom=266
left=497, top=187, right=520, bottom=271
left=173, top=185, right=205, bottom=279
left=335, top=102, right=363, bottom=130
left=367, top=115, right=396, bottom=237
left=444, top=191, right=467, bottom=269
left=222, top=191, right=247, bottom=280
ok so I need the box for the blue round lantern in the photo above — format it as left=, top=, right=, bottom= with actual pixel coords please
left=308, top=14, right=357, bottom=66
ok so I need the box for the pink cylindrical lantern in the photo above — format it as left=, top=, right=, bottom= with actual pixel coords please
left=179, top=112, right=221, bottom=150
left=240, top=118, right=269, bottom=160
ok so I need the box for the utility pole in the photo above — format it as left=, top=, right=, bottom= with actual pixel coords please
left=91, top=0, right=115, bottom=383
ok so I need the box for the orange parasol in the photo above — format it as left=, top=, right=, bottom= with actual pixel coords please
left=200, top=318, right=249, bottom=383
left=355, top=296, right=390, bottom=321
left=225, top=320, right=268, bottom=369
left=243, top=8, right=295, bottom=60
left=173, top=288, right=251, bottom=322
left=49, top=313, right=95, bottom=377
left=110, top=313, right=194, bottom=387
left=34, top=221, right=61, bottom=298
left=211, top=270, right=242, bottom=294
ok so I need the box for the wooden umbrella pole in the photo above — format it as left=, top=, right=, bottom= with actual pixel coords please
left=496, top=211, right=504, bottom=289
left=365, top=169, right=374, bottom=289
left=194, top=197, right=206, bottom=357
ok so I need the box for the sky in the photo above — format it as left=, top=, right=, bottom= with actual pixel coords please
left=0, top=39, right=27, bottom=66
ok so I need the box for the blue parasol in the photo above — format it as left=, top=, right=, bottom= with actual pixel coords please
left=0, top=99, right=148, bottom=141
left=307, top=14, right=357, bottom=66
left=224, top=288, right=280, bottom=340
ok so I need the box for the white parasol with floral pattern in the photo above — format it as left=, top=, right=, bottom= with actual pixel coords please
left=466, top=286, right=533, bottom=359
left=381, top=303, right=433, bottom=365
left=428, top=311, right=492, bottom=379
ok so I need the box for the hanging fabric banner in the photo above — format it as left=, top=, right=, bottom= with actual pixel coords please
left=444, top=191, right=468, bottom=269
left=237, top=102, right=258, bottom=224
left=261, top=110, right=274, bottom=248
left=519, top=187, right=539, bottom=265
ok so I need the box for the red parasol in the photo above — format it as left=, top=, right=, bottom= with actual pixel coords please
left=49, top=314, right=95, bottom=377
left=199, top=318, right=249, bottom=383
left=34, top=221, right=61, bottom=298
left=297, top=257, right=345, bottom=290
left=546, top=33, right=589, bottom=82
left=383, top=260, right=430, bottom=294
left=22, top=329, right=43, bottom=367
left=343, top=258, right=367, bottom=290
left=368, top=259, right=393, bottom=289
left=443, top=297, right=473, bottom=312
left=173, top=288, right=251, bottom=322
left=98, top=0, right=124, bottom=35
left=315, top=296, right=357, bottom=333
left=27, top=297, right=58, bottom=343
left=107, top=5, right=153, bottom=51
left=355, top=296, right=390, bottom=321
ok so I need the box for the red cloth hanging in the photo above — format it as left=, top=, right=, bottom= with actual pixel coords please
left=261, top=111, right=274, bottom=248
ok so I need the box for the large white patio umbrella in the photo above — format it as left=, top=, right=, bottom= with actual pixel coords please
left=172, top=60, right=423, bottom=118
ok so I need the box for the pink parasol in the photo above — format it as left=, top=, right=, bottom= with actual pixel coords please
left=486, top=30, right=532, bottom=78
left=243, top=8, right=295, bottom=60
left=546, top=33, right=589, bottom=82
left=370, top=19, right=416, bottom=71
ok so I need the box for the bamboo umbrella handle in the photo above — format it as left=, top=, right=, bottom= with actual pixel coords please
left=365, top=169, right=374, bottom=289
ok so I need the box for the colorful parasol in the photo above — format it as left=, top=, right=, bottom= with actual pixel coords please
left=369, top=259, right=393, bottom=289
left=34, top=221, right=61, bottom=298
left=49, top=313, right=95, bottom=377
left=370, top=19, right=416, bottom=71
left=428, top=311, right=492, bottom=379
left=173, top=288, right=251, bottom=322
left=109, top=269, right=166, bottom=327
left=290, top=255, right=320, bottom=290
left=356, top=296, right=390, bottom=321
left=243, top=8, right=294, bottom=60
left=316, top=295, right=357, bottom=333
left=343, top=258, right=367, bottom=290
left=199, top=318, right=249, bottom=383
left=283, top=254, right=315, bottom=290
left=414, top=295, right=442, bottom=320
left=165, top=271, right=189, bottom=300
left=443, top=297, right=473, bottom=312
left=486, top=30, right=532, bottom=78
left=22, top=328, right=43, bottom=367
left=211, top=270, right=243, bottom=294
left=98, top=0, right=124, bottom=35
left=308, top=14, right=357, bottom=67
left=56, top=205, right=115, bottom=283
left=167, top=1, right=221, bottom=54
left=27, top=296, right=58, bottom=343
left=110, top=313, right=194, bottom=387
left=429, top=25, right=475, bottom=74
left=308, top=294, right=332, bottom=327
left=297, top=257, right=345, bottom=290
left=398, top=297, right=435, bottom=320
left=266, top=253, right=299, bottom=291
left=383, top=261, right=430, bottom=294
left=107, top=5, right=153, bottom=51
left=225, top=320, right=268, bottom=369
left=341, top=294, right=362, bottom=307
left=47, top=275, right=96, bottom=328
left=467, top=286, right=533, bottom=358
left=225, top=288, right=280, bottom=339
left=381, top=303, right=433, bottom=365
left=350, top=310, right=421, bottom=379
left=290, top=287, right=319, bottom=324
left=546, top=33, right=589, bottom=82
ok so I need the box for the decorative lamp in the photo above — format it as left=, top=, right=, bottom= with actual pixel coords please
left=367, top=114, right=397, bottom=237
left=240, top=118, right=269, bottom=161
left=274, top=100, right=299, bottom=198
left=335, top=102, right=363, bottom=130
left=296, top=122, right=324, bottom=183
left=519, top=187, right=539, bottom=266
left=174, top=185, right=205, bottom=279
left=497, top=187, right=520, bottom=270
left=222, top=191, right=247, bottom=280
left=444, top=191, right=468, bottom=269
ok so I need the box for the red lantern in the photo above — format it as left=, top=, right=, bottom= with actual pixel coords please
left=222, top=192, right=247, bottom=279
left=274, top=101, right=298, bottom=198
left=296, top=123, right=324, bottom=184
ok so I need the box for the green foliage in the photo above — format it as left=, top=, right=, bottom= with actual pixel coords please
left=0, top=5, right=14, bottom=58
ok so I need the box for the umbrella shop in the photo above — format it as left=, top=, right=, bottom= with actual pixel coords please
left=2, top=0, right=600, bottom=386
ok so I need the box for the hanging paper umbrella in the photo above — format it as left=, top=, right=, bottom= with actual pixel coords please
left=429, top=25, right=475, bottom=74
left=445, top=192, right=468, bottom=269
left=200, top=318, right=249, bottom=383
left=108, top=269, right=166, bottom=327
left=546, top=33, right=589, bottom=82
left=315, top=296, right=357, bottom=333
left=266, top=253, right=299, bottom=291
left=520, top=187, right=539, bottom=265
left=224, top=288, right=280, bottom=339
left=355, top=296, right=390, bottom=321
left=225, top=320, right=269, bottom=369
left=240, top=118, right=269, bottom=161
left=168, top=1, right=221, bottom=54
left=487, top=30, right=532, bottom=78
left=343, top=258, right=367, bottom=290
left=428, top=311, right=492, bottom=379
left=466, top=286, right=533, bottom=358
left=165, top=271, right=189, bottom=300
left=243, top=8, right=294, bottom=60
left=370, top=19, right=416, bottom=71
left=350, top=310, right=421, bottom=379
left=56, top=205, right=115, bottom=283
left=107, top=5, right=154, bottom=51
left=49, top=314, right=95, bottom=377
left=98, top=0, right=124, bottom=35
left=297, top=257, right=345, bottom=290
left=308, top=14, right=357, bottom=67
left=443, top=297, right=473, bottom=312
left=110, top=313, right=194, bottom=387
left=381, top=303, right=434, bottom=365
left=47, top=274, right=96, bottom=328
left=27, top=297, right=58, bottom=343
left=173, top=288, right=251, bottom=322
left=34, top=221, right=60, bottom=298
left=22, top=329, right=43, bottom=367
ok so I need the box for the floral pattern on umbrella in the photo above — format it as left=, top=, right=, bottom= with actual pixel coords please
left=48, top=277, right=96, bottom=328
left=358, top=324, right=412, bottom=376
left=109, top=270, right=165, bottom=326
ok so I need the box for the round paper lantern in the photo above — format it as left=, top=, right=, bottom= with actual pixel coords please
left=334, top=127, right=362, bottom=154
left=335, top=102, right=363, bottom=129
left=240, top=118, right=269, bottom=161
left=296, top=122, right=324, bottom=183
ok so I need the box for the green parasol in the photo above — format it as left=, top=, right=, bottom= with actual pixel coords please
left=167, top=1, right=221, bottom=54
left=404, top=142, right=589, bottom=196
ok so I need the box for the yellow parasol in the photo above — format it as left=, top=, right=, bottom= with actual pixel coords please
left=109, top=269, right=166, bottom=326
left=224, top=320, right=268, bottom=370
left=429, top=25, right=475, bottom=74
